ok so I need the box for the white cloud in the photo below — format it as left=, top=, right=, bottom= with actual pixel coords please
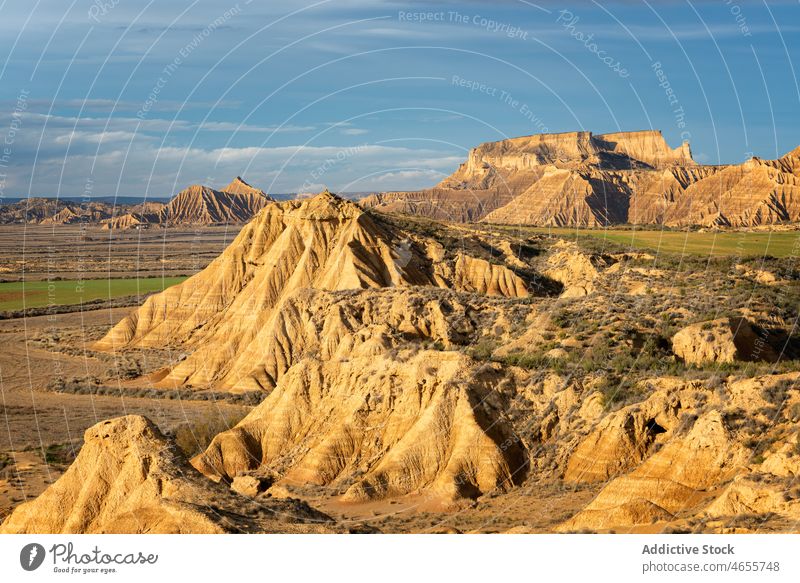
left=4, top=126, right=462, bottom=196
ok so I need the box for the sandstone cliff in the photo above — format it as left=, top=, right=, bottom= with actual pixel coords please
left=672, top=318, right=779, bottom=365
left=192, top=351, right=527, bottom=503
left=362, top=129, right=800, bottom=227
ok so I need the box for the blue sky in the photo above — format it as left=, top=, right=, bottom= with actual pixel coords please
left=0, top=0, right=798, bottom=198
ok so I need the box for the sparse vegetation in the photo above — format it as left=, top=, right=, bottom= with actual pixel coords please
left=47, top=375, right=266, bottom=406
left=171, top=411, right=248, bottom=458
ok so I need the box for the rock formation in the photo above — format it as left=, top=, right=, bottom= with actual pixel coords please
left=192, top=351, right=527, bottom=503
left=8, top=182, right=800, bottom=533
left=105, top=178, right=272, bottom=229
left=562, top=409, right=749, bottom=531
left=542, top=240, right=601, bottom=297
left=0, top=416, right=333, bottom=533
left=362, top=130, right=800, bottom=227
left=558, top=372, right=800, bottom=531
left=671, top=317, right=779, bottom=365
left=94, top=191, right=538, bottom=392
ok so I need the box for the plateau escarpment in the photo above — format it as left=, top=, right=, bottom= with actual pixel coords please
left=362, top=130, right=800, bottom=227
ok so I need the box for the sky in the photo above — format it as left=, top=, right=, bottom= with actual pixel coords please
left=0, top=0, right=798, bottom=199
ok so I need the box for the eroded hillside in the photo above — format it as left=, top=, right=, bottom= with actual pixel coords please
left=5, top=191, right=800, bottom=534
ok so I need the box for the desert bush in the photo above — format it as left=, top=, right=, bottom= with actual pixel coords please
left=596, top=374, right=641, bottom=410
left=172, top=410, right=248, bottom=459
left=725, top=512, right=775, bottom=529
left=43, top=443, right=78, bottom=467
left=761, top=378, right=796, bottom=406
left=47, top=376, right=267, bottom=406
left=468, top=339, right=496, bottom=361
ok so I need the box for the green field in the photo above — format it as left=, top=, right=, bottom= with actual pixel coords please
left=0, top=277, right=187, bottom=311
left=516, top=227, right=800, bottom=258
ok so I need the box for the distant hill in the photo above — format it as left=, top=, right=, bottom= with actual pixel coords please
left=0, top=197, right=121, bottom=225
left=0, top=177, right=273, bottom=228
left=104, top=177, right=273, bottom=229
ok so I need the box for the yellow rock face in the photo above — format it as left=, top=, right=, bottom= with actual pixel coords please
left=562, top=410, right=750, bottom=531
left=94, top=192, right=531, bottom=392
left=543, top=240, right=600, bottom=297
left=671, top=317, right=778, bottom=366
left=192, top=351, right=527, bottom=504
left=0, top=416, right=333, bottom=534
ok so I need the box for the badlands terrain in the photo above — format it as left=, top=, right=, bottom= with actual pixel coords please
left=1, top=182, right=800, bottom=534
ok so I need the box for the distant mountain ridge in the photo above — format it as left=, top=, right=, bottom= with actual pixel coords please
left=0, top=177, right=273, bottom=228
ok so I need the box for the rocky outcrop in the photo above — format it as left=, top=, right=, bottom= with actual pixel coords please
left=671, top=318, right=779, bottom=365
left=562, top=410, right=750, bottom=531
left=0, top=416, right=333, bottom=534
left=705, top=474, right=800, bottom=520
left=542, top=240, right=600, bottom=297
left=564, top=389, right=682, bottom=483
left=735, top=264, right=780, bottom=285
left=453, top=253, right=528, bottom=297
left=192, top=351, right=527, bottom=504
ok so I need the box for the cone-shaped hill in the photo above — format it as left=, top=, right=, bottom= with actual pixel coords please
left=103, top=177, right=273, bottom=229
left=94, top=191, right=536, bottom=392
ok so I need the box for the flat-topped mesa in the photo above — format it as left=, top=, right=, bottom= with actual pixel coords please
left=456, top=130, right=694, bottom=177
left=462, top=131, right=596, bottom=172
left=360, top=130, right=699, bottom=224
